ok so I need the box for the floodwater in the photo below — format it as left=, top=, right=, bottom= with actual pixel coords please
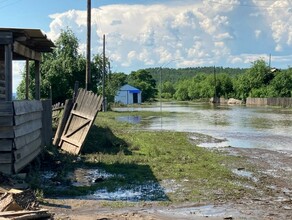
left=113, top=102, right=292, bottom=152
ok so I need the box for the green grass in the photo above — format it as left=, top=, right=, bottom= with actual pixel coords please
left=29, top=110, right=256, bottom=204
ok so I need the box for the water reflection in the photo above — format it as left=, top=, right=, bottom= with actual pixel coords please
left=116, top=116, right=142, bottom=124
left=114, top=102, right=292, bottom=152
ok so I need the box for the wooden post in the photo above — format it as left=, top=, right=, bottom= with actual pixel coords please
left=4, top=44, right=12, bottom=101
left=25, top=59, right=29, bottom=100
left=102, top=34, right=106, bottom=112
left=35, top=60, right=40, bottom=100
left=86, top=0, right=91, bottom=91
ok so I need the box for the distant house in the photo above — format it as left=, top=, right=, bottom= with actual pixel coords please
left=115, top=84, right=142, bottom=105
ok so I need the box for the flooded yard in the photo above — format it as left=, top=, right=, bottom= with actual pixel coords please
left=114, top=102, right=292, bottom=152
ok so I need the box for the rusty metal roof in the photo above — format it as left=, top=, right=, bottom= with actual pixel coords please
left=0, top=27, right=55, bottom=52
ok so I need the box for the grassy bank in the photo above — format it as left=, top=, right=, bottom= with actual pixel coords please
left=30, top=111, right=252, bottom=204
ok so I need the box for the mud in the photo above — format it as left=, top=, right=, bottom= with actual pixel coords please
left=42, top=147, right=292, bottom=220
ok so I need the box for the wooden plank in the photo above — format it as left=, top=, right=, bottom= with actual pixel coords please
left=0, top=101, right=13, bottom=115
left=71, top=109, right=95, bottom=121
left=14, top=129, right=41, bottom=150
left=0, top=126, right=14, bottom=138
left=14, top=111, right=42, bottom=126
left=53, top=99, right=72, bottom=146
left=41, top=99, right=52, bottom=146
left=0, top=139, right=13, bottom=151
left=13, top=100, right=43, bottom=116
left=14, top=119, right=42, bottom=138
left=14, top=137, right=41, bottom=162
left=0, top=116, right=13, bottom=126
left=14, top=147, right=42, bottom=173
left=64, top=118, right=90, bottom=138
left=13, top=41, right=42, bottom=61
left=0, top=163, right=12, bottom=175
left=0, top=152, right=12, bottom=163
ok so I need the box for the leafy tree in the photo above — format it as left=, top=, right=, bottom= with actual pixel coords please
left=268, top=68, right=292, bottom=97
left=160, top=81, right=176, bottom=98
left=105, top=72, right=127, bottom=103
left=17, top=29, right=105, bottom=104
left=127, top=70, right=157, bottom=101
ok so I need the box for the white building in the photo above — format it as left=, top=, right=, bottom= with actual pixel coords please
left=115, top=84, right=142, bottom=104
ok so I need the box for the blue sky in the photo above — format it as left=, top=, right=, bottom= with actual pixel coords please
left=1, top=0, right=292, bottom=91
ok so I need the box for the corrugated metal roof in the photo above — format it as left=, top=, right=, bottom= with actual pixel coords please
left=0, top=27, right=54, bottom=52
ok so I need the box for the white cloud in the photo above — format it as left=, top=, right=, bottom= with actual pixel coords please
left=45, top=0, right=292, bottom=74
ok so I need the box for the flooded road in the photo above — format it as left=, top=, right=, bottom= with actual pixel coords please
left=114, top=102, right=292, bottom=152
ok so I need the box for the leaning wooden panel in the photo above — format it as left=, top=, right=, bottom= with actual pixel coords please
left=0, top=152, right=12, bottom=163
left=0, top=126, right=14, bottom=138
left=0, top=101, right=13, bottom=115
left=60, top=89, right=102, bottom=154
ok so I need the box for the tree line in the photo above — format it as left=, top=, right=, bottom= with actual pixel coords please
left=17, top=29, right=292, bottom=104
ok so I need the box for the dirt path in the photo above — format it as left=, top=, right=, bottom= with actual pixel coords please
left=42, top=147, right=292, bottom=220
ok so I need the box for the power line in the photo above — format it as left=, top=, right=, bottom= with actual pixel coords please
left=0, top=0, right=24, bottom=10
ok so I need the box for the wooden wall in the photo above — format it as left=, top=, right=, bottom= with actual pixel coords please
left=0, top=100, right=47, bottom=174
left=0, top=61, right=5, bottom=101
left=0, top=101, right=13, bottom=174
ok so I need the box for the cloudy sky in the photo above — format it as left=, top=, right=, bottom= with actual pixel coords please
left=1, top=0, right=292, bottom=91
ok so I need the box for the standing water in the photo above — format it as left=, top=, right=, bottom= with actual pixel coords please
left=114, top=102, right=292, bottom=152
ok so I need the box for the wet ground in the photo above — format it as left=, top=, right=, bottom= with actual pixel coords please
left=42, top=146, right=292, bottom=220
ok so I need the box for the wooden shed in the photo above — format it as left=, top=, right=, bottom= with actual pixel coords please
left=0, top=28, right=54, bottom=174
left=114, top=84, right=142, bottom=105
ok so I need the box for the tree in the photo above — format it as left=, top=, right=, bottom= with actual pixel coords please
left=127, top=70, right=157, bottom=101
left=105, top=72, right=127, bottom=103
left=17, top=29, right=105, bottom=104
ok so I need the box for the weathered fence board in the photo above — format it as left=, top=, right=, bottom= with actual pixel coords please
left=0, top=101, right=13, bottom=115
left=42, top=100, right=52, bottom=146
left=14, top=119, right=42, bottom=138
left=14, top=129, right=41, bottom=150
left=0, top=115, right=13, bottom=126
left=0, top=126, right=14, bottom=138
left=14, top=137, right=41, bottom=162
left=246, top=97, right=292, bottom=107
left=13, top=100, right=43, bottom=115
left=14, top=111, right=42, bottom=125
left=0, top=139, right=13, bottom=151
left=14, top=147, right=42, bottom=173
left=60, top=89, right=102, bottom=154
left=0, top=153, right=12, bottom=163
left=0, top=164, right=12, bottom=174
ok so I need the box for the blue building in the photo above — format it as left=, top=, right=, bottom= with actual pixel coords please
left=115, top=84, right=142, bottom=104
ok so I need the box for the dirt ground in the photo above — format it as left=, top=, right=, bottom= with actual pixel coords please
left=41, top=147, right=292, bottom=220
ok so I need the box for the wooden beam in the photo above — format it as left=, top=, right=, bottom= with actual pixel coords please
left=5, top=44, right=12, bottom=101
left=13, top=41, right=42, bottom=61
left=25, top=59, right=29, bottom=99
left=35, top=60, right=40, bottom=100
left=0, top=32, right=13, bottom=44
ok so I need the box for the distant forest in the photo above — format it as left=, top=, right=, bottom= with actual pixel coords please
left=146, top=67, right=247, bottom=84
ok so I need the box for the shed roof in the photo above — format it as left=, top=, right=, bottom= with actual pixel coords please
left=119, top=84, right=141, bottom=92
left=0, top=28, right=55, bottom=52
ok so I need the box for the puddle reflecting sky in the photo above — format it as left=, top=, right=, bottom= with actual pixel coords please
left=114, top=102, right=292, bottom=152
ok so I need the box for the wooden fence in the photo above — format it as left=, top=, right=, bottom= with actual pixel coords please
left=246, top=98, right=292, bottom=107
left=0, top=100, right=52, bottom=174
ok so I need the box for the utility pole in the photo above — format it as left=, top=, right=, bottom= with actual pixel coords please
left=86, top=0, right=91, bottom=91
left=102, top=34, right=106, bottom=112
